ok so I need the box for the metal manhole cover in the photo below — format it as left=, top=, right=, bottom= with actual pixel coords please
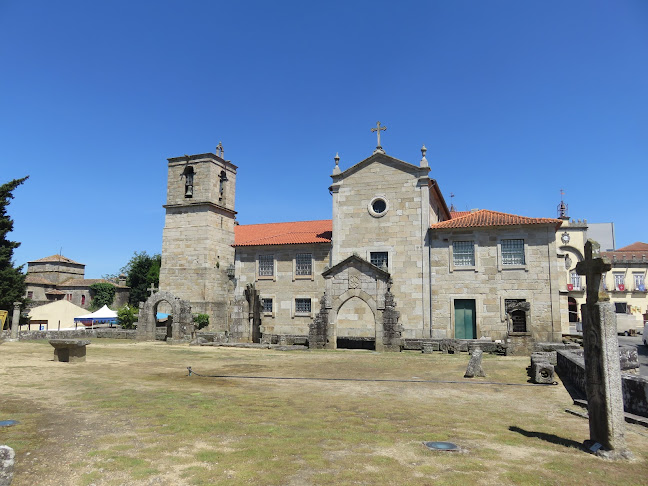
left=423, top=441, right=460, bottom=451
left=0, top=420, right=19, bottom=427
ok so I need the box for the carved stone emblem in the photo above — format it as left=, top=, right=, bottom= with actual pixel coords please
left=349, top=275, right=360, bottom=289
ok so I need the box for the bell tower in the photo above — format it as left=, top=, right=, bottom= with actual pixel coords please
left=159, top=147, right=237, bottom=328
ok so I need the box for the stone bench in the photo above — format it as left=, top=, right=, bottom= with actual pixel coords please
left=49, top=339, right=91, bottom=362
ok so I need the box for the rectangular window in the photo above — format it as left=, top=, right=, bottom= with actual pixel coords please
left=615, top=302, right=628, bottom=314
left=295, top=253, right=312, bottom=276
left=370, top=252, right=389, bottom=269
left=634, top=274, right=645, bottom=291
left=453, top=241, right=475, bottom=267
left=601, top=273, right=607, bottom=290
left=27, top=291, right=33, bottom=299
left=295, top=298, right=311, bottom=314
left=614, top=273, right=625, bottom=290
left=261, top=298, right=273, bottom=313
left=258, top=255, right=274, bottom=277
left=67, top=294, right=72, bottom=301
left=570, top=271, right=581, bottom=290
left=502, top=239, right=525, bottom=265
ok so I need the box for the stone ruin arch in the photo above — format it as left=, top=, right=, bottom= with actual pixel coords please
left=309, top=255, right=402, bottom=351
left=137, top=290, right=193, bottom=343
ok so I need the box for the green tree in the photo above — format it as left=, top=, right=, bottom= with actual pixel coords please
left=117, top=304, right=138, bottom=329
left=89, top=282, right=116, bottom=310
left=193, top=313, right=209, bottom=330
left=120, top=251, right=161, bottom=306
left=0, top=176, right=29, bottom=312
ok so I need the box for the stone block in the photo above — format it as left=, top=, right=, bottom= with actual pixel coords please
left=532, top=361, right=555, bottom=384
left=531, top=351, right=557, bottom=367
left=49, top=339, right=91, bottom=362
left=0, top=445, right=15, bottom=486
left=464, top=349, right=485, bottom=378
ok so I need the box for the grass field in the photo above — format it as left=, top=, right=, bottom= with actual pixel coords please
left=1, top=340, right=647, bottom=485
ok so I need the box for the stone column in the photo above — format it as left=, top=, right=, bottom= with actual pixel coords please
left=10, top=302, right=21, bottom=340
left=581, top=302, right=629, bottom=457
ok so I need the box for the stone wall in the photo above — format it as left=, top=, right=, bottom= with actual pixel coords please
left=429, top=225, right=561, bottom=342
left=557, top=350, right=648, bottom=418
left=235, top=243, right=330, bottom=336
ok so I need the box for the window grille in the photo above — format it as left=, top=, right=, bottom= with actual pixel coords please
left=295, top=298, right=311, bottom=314
left=570, top=271, right=581, bottom=290
left=258, top=255, right=274, bottom=277
left=453, top=241, right=475, bottom=266
left=502, top=239, right=525, bottom=265
left=296, top=253, right=312, bottom=276
left=370, top=252, right=389, bottom=269
left=505, top=299, right=527, bottom=332
left=614, top=273, right=625, bottom=290
left=262, top=298, right=273, bottom=313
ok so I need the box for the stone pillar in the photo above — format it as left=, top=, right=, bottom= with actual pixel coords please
left=10, top=302, right=21, bottom=340
left=581, top=302, right=629, bottom=457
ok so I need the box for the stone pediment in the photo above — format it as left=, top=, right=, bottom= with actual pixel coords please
left=331, top=152, right=429, bottom=181
left=323, top=254, right=390, bottom=280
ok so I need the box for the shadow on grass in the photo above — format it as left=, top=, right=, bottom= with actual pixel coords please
left=509, top=426, right=584, bottom=450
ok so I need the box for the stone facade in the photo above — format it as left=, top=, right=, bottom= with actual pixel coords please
left=24, top=255, right=129, bottom=309
left=160, top=144, right=565, bottom=349
left=429, top=225, right=562, bottom=342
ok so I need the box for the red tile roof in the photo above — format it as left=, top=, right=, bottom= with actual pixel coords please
left=602, top=242, right=648, bottom=262
left=450, top=211, right=470, bottom=219
left=29, top=255, right=83, bottom=265
left=615, top=242, right=648, bottom=252
left=234, top=220, right=332, bottom=247
left=431, top=209, right=562, bottom=230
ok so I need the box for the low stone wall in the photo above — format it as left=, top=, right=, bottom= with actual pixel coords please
left=12, top=328, right=168, bottom=341
left=404, top=338, right=507, bottom=355
left=557, top=349, right=648, bottom=418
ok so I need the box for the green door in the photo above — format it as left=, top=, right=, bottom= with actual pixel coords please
left=454, top=299, right=476, bottom=339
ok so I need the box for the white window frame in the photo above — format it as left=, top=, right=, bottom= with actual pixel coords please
left=570, top=271, right=581, bottom=291
left=634, top=273, right=645, bottom=291
left=614, top=273, right=625, bottom=291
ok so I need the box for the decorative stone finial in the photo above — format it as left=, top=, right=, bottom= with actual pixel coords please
left=332, top=152, right=341, bottom=175
left=216, top=142, right=224, bottom=158
left=420, top=144, right=428, bottom=167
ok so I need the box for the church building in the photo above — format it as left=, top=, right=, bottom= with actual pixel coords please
left=159, top=130, right=564, bottom=350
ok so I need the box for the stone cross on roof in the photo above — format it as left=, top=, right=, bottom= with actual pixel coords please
left=576, top=239, right=611, bottom=306
left=371, top=121, right=387, bottom=153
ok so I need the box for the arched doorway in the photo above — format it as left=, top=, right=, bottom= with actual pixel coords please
left=335, top=294, right=376, bottom=350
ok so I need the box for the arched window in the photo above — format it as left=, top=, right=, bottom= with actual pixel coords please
left=219, top=170, right=228, bottom=198
left=183, top=166, right=194, bottom=198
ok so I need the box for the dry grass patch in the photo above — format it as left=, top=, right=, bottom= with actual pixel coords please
left=1, top=340, right=647, bottom=485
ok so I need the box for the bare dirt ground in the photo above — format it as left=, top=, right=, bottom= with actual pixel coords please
left=1, top=340, right=647, bottom=485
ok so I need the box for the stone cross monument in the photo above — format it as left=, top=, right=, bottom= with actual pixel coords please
left=575, top=239, right=631, bottom=459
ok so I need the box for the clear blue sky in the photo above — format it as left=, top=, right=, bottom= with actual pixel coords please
left=1, top=1, right=646, bottom=278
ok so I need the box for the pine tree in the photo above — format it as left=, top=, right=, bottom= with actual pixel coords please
left=0, top=176, right=29, bottom=312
